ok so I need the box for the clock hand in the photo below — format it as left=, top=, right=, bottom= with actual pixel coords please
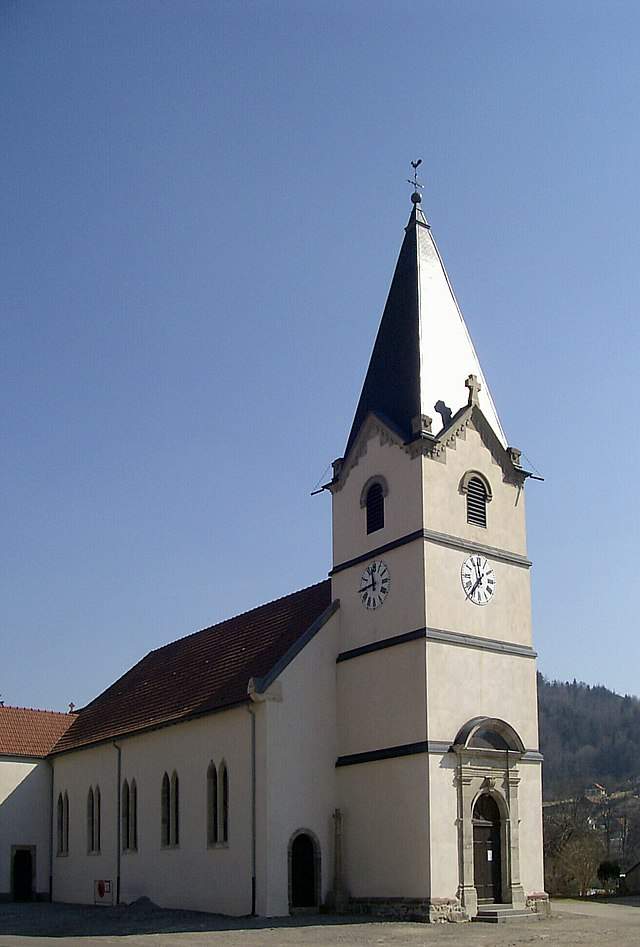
left=469, top=576, right=482, bottom=597
left=360, top=582, right=374, bottom=592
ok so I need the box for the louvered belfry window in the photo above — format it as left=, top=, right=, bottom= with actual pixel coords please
left=466, top=476, right=488, bottom=527
left=366, top=482, right=384, bottom=534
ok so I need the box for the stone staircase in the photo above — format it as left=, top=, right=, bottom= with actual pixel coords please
left=473, top=903, right=539, bottom=923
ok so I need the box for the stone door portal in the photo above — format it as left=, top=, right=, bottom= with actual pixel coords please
left=472, top=794, right=502, bottom=903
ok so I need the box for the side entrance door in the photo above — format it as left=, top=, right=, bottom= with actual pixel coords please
left=12, top=848, right=34, bottom=901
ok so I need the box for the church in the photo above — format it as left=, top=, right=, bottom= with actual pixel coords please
left=0, top=185, right=547, bottom=921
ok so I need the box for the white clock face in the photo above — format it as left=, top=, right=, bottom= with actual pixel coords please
left=461, top=554, right=496, bottom=606
left=359, top=560, right=390, bottom=609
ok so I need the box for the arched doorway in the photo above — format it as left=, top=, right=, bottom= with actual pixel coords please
left=12, top=848, right=34, bottom=902
left=472, top=794, right=502, bottom=904
left=289, top=831, right=320, bottom=911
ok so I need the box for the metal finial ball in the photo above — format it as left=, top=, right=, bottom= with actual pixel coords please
left=411, top=190, right=422, bottom=204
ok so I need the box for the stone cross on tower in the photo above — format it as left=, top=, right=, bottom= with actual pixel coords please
left=465, top=373, right=481, bottom=407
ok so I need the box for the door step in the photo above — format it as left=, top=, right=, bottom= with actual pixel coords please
left=473, top=904, right=539, bottom=924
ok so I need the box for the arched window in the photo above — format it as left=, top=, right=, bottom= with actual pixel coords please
left=122, top=780, right=130, bottom=851
left=63, top=792, right=69, bottom=854
left=123, top=779, right=138, bottom=851
left=220, top=763, right=229, bottom=843
left=366, top=482, right=384, bottom=534
left=95, top=786, right=101, bottom=852
left=460, top=471, right=491, bottom=528
left=87, top=787, right=95, bottom=852
left=87, top=786, right=100, bottom=853
left=171, top=771, right=180, bottom=847
left=57, top=793, right=64, bottom=855
left=161, top=773, right=170, bottom=847
left=130, top=780, right=138, bottom=851
left=466, top=476, right=487, bottom=527
left=207, top=762, right=218, bottom=845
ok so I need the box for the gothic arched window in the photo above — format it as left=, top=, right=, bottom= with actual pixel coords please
left=171, top=771, right=180, bottom=847
left=207, top=762, right=218, bottom=845
left=130, top=780, right=138, bottom=851
left=161, top=773, right=170, bottom=847
left=63, top=792, right=69, bottom=854
left=220, top=762, right=229, bottom=844
left=122, top=780, right=130, bottom=851
left=87, top=787, right=95, bottom=852
left=94, top=786, right=101, bottom=852
left=57, top=793, right=65, bottom=855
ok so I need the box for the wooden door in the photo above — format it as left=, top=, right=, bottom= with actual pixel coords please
left=472, top=795, right=502, bottom=903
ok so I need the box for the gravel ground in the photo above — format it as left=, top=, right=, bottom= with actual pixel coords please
left=0, top=899, right=638, bottom=947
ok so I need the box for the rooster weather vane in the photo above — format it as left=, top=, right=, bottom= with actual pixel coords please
left=407, top=158, right=423, bottom=204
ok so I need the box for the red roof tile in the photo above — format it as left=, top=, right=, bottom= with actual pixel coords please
left=54, top=580, right=332, bottom=754
left=0, top=706, right=74, bottom=758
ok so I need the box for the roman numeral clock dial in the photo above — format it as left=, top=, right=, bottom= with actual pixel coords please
left=359, top=560, right=390, bottom=609
left=461, top=554, right=496, bottom=606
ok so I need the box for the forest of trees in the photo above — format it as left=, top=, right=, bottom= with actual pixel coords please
left=538, top=673, right=640, bottom=800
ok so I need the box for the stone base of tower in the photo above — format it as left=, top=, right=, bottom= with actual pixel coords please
left=346, top=895, right=469, bottom=923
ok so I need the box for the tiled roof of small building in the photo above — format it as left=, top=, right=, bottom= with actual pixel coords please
left=0, top=706, right=74, bottom=758
left=54, top=579, right=332, bottom=754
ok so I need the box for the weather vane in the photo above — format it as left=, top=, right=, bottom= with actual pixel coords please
left=408, top=158, right=423, bottom=190
left=407, top=158, right=423, bottom=204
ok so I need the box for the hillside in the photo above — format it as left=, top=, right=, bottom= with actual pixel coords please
left=538, top=673, right=640, bottom=800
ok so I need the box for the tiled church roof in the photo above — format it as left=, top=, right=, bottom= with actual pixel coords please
left=0, top=706, right=73, bottom=758
left=53, top=579, right=332, bottom=754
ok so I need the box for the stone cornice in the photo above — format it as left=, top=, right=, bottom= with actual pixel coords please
left=330, top=527, right=531, bottom=575
left=329, top=404, right=527, bottom=494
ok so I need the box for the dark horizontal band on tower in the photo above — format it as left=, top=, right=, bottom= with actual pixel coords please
left=330, top=528, right=532, bottom=575
left=336, top=626, right=537, bottom=663
left=335, top=742, right=543, bottom=767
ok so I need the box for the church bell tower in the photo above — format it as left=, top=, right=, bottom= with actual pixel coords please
left=326, top=176, right=546, bottom=920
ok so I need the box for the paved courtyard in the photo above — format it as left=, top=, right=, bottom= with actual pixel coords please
left=0, top=899, right=638, bottom=947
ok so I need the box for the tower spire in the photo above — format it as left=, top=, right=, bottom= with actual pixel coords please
left=344, top=177, right=507, bottom=459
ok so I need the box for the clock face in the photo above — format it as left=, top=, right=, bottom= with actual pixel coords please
left=359, top=560, right=390, bottom=609
left=461, top=554, right=496, bottom=606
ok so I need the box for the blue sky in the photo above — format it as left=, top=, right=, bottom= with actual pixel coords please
left=3, top=1, right=639, bottom=710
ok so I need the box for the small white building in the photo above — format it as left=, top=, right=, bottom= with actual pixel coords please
left=4, top=192, right=548, bottom=920
left=0, top=707, right=72, bottom=901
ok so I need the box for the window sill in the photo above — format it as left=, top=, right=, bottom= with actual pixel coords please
left=160, top=844, right=180, bottom=850
left=56, top=852, right=69, bottom=858
left=122, top=847, right=138, bottom=855
left=207, top=841, right=229, bottom=850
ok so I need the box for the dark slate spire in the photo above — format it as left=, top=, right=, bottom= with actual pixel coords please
left=344, top=202, right=425, bottom=458
left=344, top=196, right=507, bottom=460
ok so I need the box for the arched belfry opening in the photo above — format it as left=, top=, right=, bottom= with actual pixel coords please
left=288, top=830, right=321, bottom=912
left=453, top=717, right=527, bottom=917
left=472, top=794, right=502, bottom=904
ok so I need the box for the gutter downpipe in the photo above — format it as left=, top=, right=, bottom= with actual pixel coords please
left=113, top=742, right=122, bottom=905
left=48, top=760, right=54, bottom=901
left=248, top=704, right=257, bottom=916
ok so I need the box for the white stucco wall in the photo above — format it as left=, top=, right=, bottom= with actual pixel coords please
left=517, top=761, right=545, bottom=895
left=256, top=609, right=339, bottom=917
left=426, top=754, right=459, bottom=898
left=422, top=427, right=527, bottom=555
left=337, top=638, right=427, bottom=756
left=52, top=707, right=252, bottom=915
left=332, top=430, right=423, bottom=569
left=425, top=642, right=539, bottom=749
left=337, top=754, right=430, bottom=898
left=0, top=756, right=52, bottom=898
